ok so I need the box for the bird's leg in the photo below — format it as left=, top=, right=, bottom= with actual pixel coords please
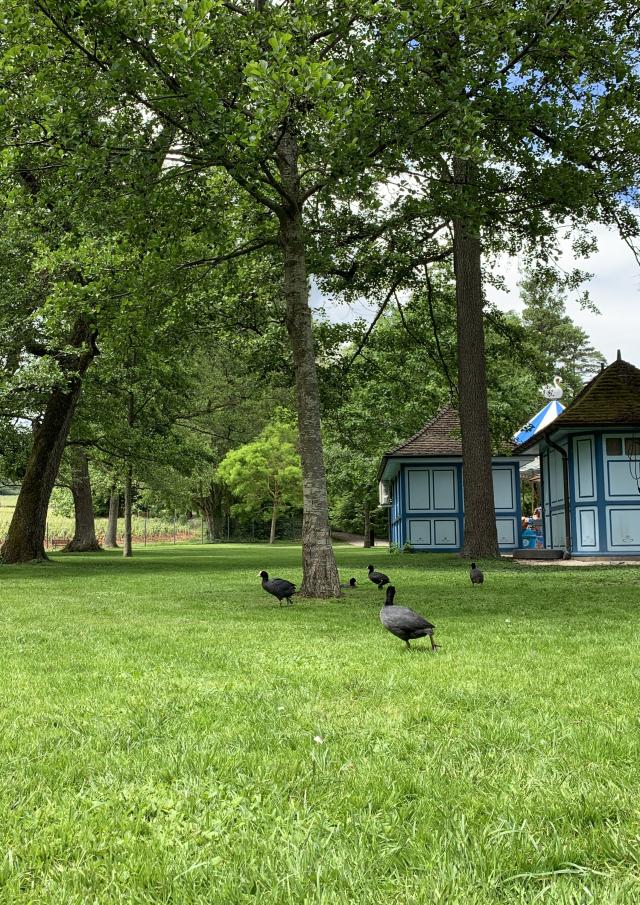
left=405, top=640, right=411, bottom=650
left=430, top=636, right=438, bottom=652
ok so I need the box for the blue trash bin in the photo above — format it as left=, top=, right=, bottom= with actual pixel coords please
left=521, top=528, right=537, bottom=549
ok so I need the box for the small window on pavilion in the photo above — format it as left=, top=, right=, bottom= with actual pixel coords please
left=625, top=438, right=640, bottom=457
left=606, top=437, right=623, bottom=456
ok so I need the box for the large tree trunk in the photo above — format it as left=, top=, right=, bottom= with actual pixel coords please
left=276, top=128, right=341, bottom=597
left=104, top=486, right=119, bottom=548
left=123, top=464, right=133, bottom=558
left=1, top=383, right=83, bottom=563
left=64, top=448, right=101, bottom=552
left=1, top=321, right=97, bottom=564
left=452, top=157, right=499, bottom=558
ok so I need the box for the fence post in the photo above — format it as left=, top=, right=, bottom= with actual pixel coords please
left=201, top=516, right=204, bottom=544
left=173, top=510, right=177, bottom=544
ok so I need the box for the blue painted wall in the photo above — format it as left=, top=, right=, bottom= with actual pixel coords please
left=540, top=429, right=640, bottom=555
left=388, top=459, right=521, bottom=552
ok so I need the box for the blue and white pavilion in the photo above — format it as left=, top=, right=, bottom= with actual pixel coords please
left=513, top=356, right=640, bottom=556
left=378, top=406, right=522, bottom=552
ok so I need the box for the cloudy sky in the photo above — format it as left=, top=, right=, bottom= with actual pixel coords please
left=312, top=221, right=640, bottom=372
left=487, top=223, right=640, bottom=367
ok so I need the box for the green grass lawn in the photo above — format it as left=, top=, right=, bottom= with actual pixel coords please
left=1, top=545, right=640, bottom=904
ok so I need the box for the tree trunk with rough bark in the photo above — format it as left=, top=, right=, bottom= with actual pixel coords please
left=123, top=464, right=133, bottom=557
left=276, top=128, right=341, bottom=597
left=1, top=320, right=97, bottom=564
left=452, top=157, right=499, bottom=558
left=363, top=500, right=372, bottom=548
left=64, top=448, right=101, bottom=552
left=104, top=486, right=119, bottom=548
left=1, top=384, right=82, bottom=563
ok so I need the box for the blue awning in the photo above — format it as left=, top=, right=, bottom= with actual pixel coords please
left=514, top=400, right=565, bottom=445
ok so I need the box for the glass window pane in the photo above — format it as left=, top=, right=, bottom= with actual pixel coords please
left=625, top=438, right=640, bottom=457
left=606, top=437, right=623, bottom=456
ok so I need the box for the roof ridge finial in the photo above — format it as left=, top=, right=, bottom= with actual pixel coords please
left=617, top=349, right=622, bottom=361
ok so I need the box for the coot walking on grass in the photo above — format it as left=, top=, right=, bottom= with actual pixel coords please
left=367, top=564, right=390, bottom=589
left=470, top=563, right=484, bottom=586
left=379, top=586, right=438, bottom=651
left=258, top=571, right=296, bottom=606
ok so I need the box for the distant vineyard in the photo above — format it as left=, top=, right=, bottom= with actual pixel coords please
left=0, top=511, right=203, bottom=548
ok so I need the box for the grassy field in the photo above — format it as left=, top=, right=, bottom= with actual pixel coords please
left=1, top=546, right=639, bottom=904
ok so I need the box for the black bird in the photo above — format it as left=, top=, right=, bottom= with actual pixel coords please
left=367, top=564, right=390, bottom=589
left=340, top=577, right=357, bottom=589
left=379, top=586, right=438, bottom=651
left=470, top=562, right=484, bottom=587
left=258, top=570, right=296, bottom=606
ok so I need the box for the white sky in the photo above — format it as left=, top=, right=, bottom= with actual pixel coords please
left=312, top=221, right=640, bottom=372
left=487, top=222, right=640, bottom=368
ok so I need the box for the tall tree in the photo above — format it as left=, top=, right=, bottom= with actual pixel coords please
left=217, top=422, right=302, bottom=544
left=318, top=0, right=639, bottom=554
left=0, top=32, right=181, bottom=561
left=519, top=268, right=606, bottom=397
left=27, top=0, right=435, bottom=594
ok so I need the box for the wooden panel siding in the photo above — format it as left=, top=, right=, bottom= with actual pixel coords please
left=492, top=467, right=515, bottom=511
left=432, top=468, right=457, bottom=511
left=577, top=508, right=599, bottom=551
left=607, top=508, right=640, bottom=551
left=574, top=437, right=596, bottom=501
left=390, top=460, right=521, bottom=552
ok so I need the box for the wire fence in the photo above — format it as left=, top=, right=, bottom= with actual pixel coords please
left=43, top=515, right=303, bottom=548
left=1, top=489, right=304, bottom=549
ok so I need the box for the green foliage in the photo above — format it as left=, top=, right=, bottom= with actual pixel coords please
left=324, top=263, right=605, bottom=529
left=518, top=268, right=607, bottom=399
left=217, top=421, right=302, bottom=523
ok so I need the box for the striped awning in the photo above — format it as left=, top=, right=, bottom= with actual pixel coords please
left=513, top=400, right=565, bottom=445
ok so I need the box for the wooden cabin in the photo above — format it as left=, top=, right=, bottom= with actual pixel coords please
left=513, top=355, right=640, bottom=556
left=378, top=407, right=522, bottom=552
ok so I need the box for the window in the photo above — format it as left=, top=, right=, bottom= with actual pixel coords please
left=606, top=437, right=623, bottom=456
left=625, top=438, right=640, bottom=457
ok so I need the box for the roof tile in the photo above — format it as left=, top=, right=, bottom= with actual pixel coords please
left=385, top=406, right=462, bottom=457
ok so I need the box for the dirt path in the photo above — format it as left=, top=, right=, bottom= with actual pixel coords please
left=331, top=531, right=388, bottom=547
